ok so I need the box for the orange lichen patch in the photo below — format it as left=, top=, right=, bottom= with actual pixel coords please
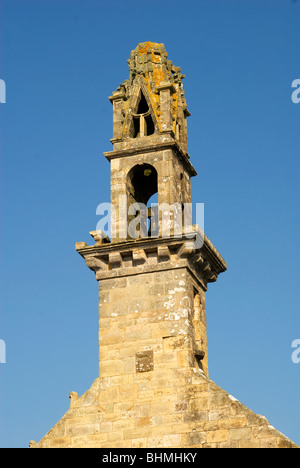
left=137, top=42, right=163, bottom=55
left=120, top=42, right=182, bottom=134
left=152, top=53, right=162, bottom=65
left=152, top=64, right=165, bottom=85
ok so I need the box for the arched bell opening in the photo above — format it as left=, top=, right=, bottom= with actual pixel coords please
left=126, top=164, right=158, bottom=238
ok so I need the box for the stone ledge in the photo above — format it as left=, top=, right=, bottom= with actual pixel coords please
left=103, top=139, right=197, bottom=177
left=76, top=229, right=227, bottom=285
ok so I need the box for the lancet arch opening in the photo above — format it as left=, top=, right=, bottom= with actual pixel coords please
left=131, top=90, right=155, bottom=138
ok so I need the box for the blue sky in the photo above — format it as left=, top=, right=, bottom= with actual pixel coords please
left=0, top=0, right=299, bottom=448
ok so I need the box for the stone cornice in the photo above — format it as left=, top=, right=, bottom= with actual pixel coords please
left=76, top=228, right=227, bottom=289
left=103, top=140, right=197, bottom=177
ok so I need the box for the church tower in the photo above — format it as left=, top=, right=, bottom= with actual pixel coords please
left=32, top=43, right=298, bottom=449
left=75, top=41, right=226, bottom=382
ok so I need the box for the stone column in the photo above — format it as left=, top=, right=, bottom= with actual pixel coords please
left=157, top=82, right=176, bottom=134
left=109, top=90, right=125, bottom=142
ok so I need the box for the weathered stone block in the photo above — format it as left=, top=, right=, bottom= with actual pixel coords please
left=206, top=429, right=229, bottom=443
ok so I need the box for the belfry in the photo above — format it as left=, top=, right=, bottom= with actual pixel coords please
left=33, top=43, right=297, bottom=449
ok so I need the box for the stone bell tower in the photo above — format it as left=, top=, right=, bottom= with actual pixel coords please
left=33, top=43, right=298, bottom=449
left=76, top=41, right=226, bottom=380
